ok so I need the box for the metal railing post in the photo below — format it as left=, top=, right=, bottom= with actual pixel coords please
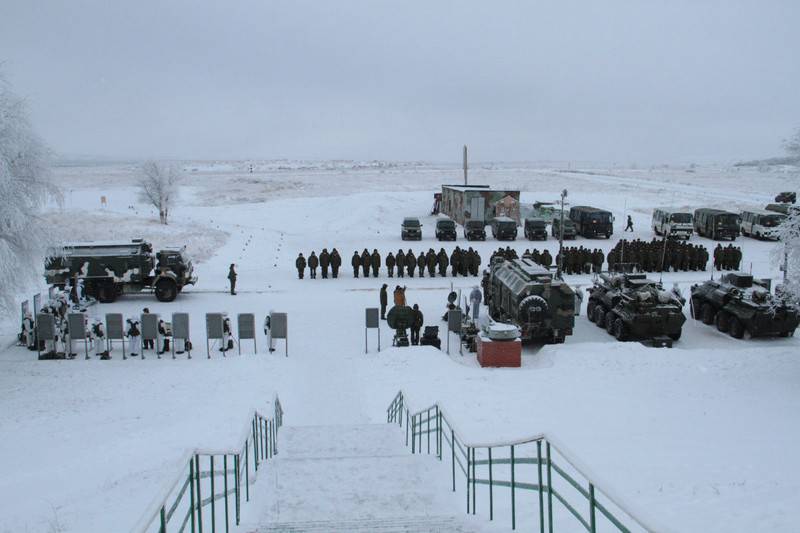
left=537, top=440, right=544, bottom=533
left=427, top=408, right=431, bottom=454
left=437, top=408, right=442, bottom=460
left=471, top=447, right=476, bottom=514
left=224, top=455, right=230, bottom=533
left=190, top=458, right=196, bottom=533
left=511, top=444, right=516, bottom=530
left=159, top=506, right=166, bottom=533
left=411, top=415, right=416, bottom=454
left=245, top=442, right=250, bottom=502
left=252, top=420, right=258, bottom=471
left=589, top=483, right=597, bottom=533
left=405, top=410, right=409, bottom=446
left=234, top=454, right=241, bottom=526
left=488, top=447, right=493, bottom=521
left=466, top=446, right=471, bottom=513
left=546, top=442, right=553, bottom=533
left=195, top=454, right=203, bottom=533
left=210, top=456, right=216, bottom=533
left=451, top=429, right=456, bottom=492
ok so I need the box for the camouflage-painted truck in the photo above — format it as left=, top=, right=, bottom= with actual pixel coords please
left=587, top=273, right=686, bottom=343
left=690, top=273, right=799, bottom=339
left=45, top=239, right=196, bottom=303
left=483, top=257, right=578, bottom=344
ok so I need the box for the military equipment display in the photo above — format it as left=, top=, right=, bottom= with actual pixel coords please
left=44, top=239, right=196, bottom=303
left=690, top=273, right=799, bottom=339
left=651, top=208, right=693, bottom=239
left=386, top=304, right=415, bottom=346
left=587, top=273, right=686, bottom=343
left=551, top=215, right=577, bottom=239
left=523, top=218, right=548, bottom=240
left=401, top=217, right=422, bottom=240
left=569, top=206, right=614, bottom=238
left=435, top=218, right=457, bottom=241
left=463, top=219, right=487, bottom=240
left=693, top=208, right=739, bottom=241
left=483, top=257, right=577, bottom=343
left=491, top=216, right=518, bottom=241
left=740, top=209, right=786, bottom=240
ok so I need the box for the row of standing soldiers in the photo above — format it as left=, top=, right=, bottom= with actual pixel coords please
left=607, top=239, right=709, bottom=272
left=490, top=247, right=555, bottom=269
left=556, top=247, right=605, bottom=274
left=713, top=244, right=743, bottom=271
left=295, top=247, right=482, bottom=279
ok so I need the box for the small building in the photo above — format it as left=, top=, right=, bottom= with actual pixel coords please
left=441, top=185, right=521, bottom=225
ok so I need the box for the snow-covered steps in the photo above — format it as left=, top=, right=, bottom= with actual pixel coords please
left=242, top=424, right=498, bottom=533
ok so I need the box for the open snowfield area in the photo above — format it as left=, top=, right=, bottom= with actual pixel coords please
left=1, top=161, right=798, bottom=533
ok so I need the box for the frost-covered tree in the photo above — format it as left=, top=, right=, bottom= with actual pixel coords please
left=137, top=160, right=181, bottom=224
left=0, top=73, right=57, bottom=315
left=773, top=209, right=800, bottom=309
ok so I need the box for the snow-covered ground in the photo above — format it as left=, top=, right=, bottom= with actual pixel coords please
left=1, top=161, right=798, bottom=532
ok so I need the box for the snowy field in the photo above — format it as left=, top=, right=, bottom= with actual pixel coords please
left=1, top=161, right=798, bottom=532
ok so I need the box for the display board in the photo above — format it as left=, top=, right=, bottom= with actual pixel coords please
left=36, top=313, right=55, bottom=341
left=448, top=309, right=463, bottom=333
left=206, top=313, right=225, bottom=339
left=172, top=313, right=190, bottom=339
left=270, top=313, right=287, bottom=339
left=106, top=314, right=124, bottom=339
left=141, top=313, right=159, bottom=340
left=365, top=308, right=379, bottom=329
left=237, top=313, right=256, bottom=339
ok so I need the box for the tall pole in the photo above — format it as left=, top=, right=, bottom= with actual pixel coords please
left=557, top=189, right=567, bottom=279
left=463, top=145, right=468, bottom=185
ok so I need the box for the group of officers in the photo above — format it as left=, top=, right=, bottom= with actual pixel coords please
left=712, top=243, right=743, bottom=271
left=606, top=239, right=710, bottom=273
left=295, top=247, right=482, bottom=279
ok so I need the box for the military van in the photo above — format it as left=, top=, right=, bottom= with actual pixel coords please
left=401, top=217, right=422, bottom=240
left=491, top=216, right=518, bottom=241
left=463, top=219, right=486, bottom=241
left=652, top=208, right=693, bottom=239
left=693, top=208, right=739, bottom=241
left=523, top=218, right=548, bottom=240
left=740, top=209, right=785, bottom=240
left=435, top=218, right=457, bottom=241
left=569, top=206, right=613, bottom=238
left=551, top=216, right=577, bottom=239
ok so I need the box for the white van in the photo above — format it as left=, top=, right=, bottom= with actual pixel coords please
left=740, top=209, right=785, bottom=240
left=652, top=208, right=693, bottom=239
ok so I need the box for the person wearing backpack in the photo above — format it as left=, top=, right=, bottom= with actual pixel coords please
left=126, top=318, right=141, bottom=356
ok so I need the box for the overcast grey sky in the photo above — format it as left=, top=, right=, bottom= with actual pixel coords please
left=1, top=1, right=798, bottom=163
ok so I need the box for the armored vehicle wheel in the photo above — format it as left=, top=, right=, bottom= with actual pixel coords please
left=612, top=319, right=628, bottom=341
left=715, top=311, right=730, bottom=333
left=690, top=298, right=703, bottom=319
left=97, top=284, right=116, bottom=303
left=155, top=279, right=178, bottom=302
left=701, top=303, right=716, bottom=325
left=587, top=301, right=596, bottom=322
left=728, top=317, right=745, bottom=339
left=593, top=306, right=606, bottom=328
left=605, top=311, right=616, bottom=334
left=668, top=330, right=682, bottom=341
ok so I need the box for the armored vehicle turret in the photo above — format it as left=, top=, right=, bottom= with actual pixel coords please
left=45, top=239, right=196, bottom=303
left=587, top=273, right=686, bottom=342
left=690, top=273, right=799, bottom=339
left=483, top=257, right=577, bottom=343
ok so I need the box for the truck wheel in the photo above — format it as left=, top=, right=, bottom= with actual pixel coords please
left=593, top=306, right=606, bottom=328
left=690, top=298, right=703, bottom=319
left=668, top=330, right=682, bottom=341
left=587, top=301, right=596, bottom=322
left=605, top=311, right=616, bottom=334
left=701, top=304, right=716, bottom=325
left=613, top=319, right=628, bottom=341
left=715, top=311, right=730, bottom=333
left=728, top=318, right=745, bottom=339
left=155, top=279, right=178, bottom=302
left=97, top=284, right=117, bottom=303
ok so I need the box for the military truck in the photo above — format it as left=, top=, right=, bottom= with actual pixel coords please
left=401, top=217, right=422, bottom=240
left=483, top=257, right=577, bottom=343
left=690, top=273, right=799, bottom=339
left=693, top=208, right=739, bottom=241
left=587, top=273, right=686, bottom=342
left=569, top=206, right=614, bottom=238
left=435, top=218, right=457, bottom=241
left=524, top=218, right=548, bottom=240
left=44, top=239, right=196, bottom=303
left=491, top=216, right=518, bottom=241
left=551, top=216, right=577, bottom=239
left=463, top=219, right=487, bottom=241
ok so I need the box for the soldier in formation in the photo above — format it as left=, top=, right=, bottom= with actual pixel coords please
left=351, top=251, right=361, bottom=278
left=396, top=249, right=405, bottom=278
left=361, top=249, right=371, bottom=278
left=308, top=251, right=318, bottom=279
left=331, top=248, right=341, bottom=278
left=319, top=249, right=330, bottom=279
left=607, top=239, right=710, bottom=273
left=713, top=244, right=743, bottom=271
left=371, top=249, right=381, bottom=278
left=296, top=253, right=306, bottom=279
left=385, top=251, right=396, bottom=277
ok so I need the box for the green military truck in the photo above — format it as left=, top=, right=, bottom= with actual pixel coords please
left=45, top=239, right=197, bottom=303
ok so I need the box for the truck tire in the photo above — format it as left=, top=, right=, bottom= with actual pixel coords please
left=97, top=284, right=117, bottom=303
left=155, top=279, right=178, bottom=302
left=605, top=311, right=616, bottom=334
left=668, top=329, right=682, bottom=341
left=587, top=301, right=596, bottom=322
left=690, top=297, right=703, bottom=319
left=701, top=303, right=716, bottom=325
left=728, top=317, right=744, bottom=339
left=715, top=311, right=730, bottom=333
left=612, top=319, right=628, bottom=341
left=593, top=306, right=606, bottom=328
left=520, top=295, right=549, bottom=324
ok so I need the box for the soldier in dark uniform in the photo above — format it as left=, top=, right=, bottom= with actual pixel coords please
left=386, top=252, right=396, bottom=277
left=531, top=249, right=541, bottom=264
left=473, top=250, right=481, bottom=276
left=406, top=249, right=416, bottom=277
left=437, top=248, right=449, bottom=277
left=540, top=249, right=552, bottom=268
left=371, top=249, right=381, bottom=278
left=460, top=248, right=470, bottom=276
left=700, top=245, right=709, bottom=271
left=396, top=249, right=405, bottom=278
left=351, top=251, right=361, bottom=278
left=330, top=248, right=341, bottom=278
left=308, top=251, right=319, bottom=279
left=319, top=248, right=330, bottom=279
left=361, top=249, right=370, bottom=278
left=295, top=254, right=306, bottom=279
left=713, top=244, right=723, bottom=271
left=732, top=245, right=742, bottom=271
left=228, top=265, right=237, bottom=294
left=450, top=247, right=461, bottom=277
left=417, top=251, right=426, bottom=278
left=426, top=249, right=437, bottom=277
left=380, top=284, right=388, bottom=320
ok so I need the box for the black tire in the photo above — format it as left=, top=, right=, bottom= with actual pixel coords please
left=605, top=311, right=616, bottom=335
left=613, top=319, right=627, bottom=341
left=587, top=301, right=596, bottom=322
left=690, top=298, right=703, bottom=319
left=668, top=330, right=682, bottom=341
left=594, top=306, right=606, bottom=328
left=97, top=284, right=117, bottom=303
left=155, top=279, right=178, bottom=302
left=728, top=317, right=744, bottom=339
left=701, top=303, right=716, bottom=325
left=715, top=311, right=730, bottom=333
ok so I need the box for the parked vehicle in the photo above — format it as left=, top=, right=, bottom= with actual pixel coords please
left=551, top=216, right=577, bottom=239
left=775, top=191, right=796, bottom=204
left=569, top=206, right=613, bottom=238
left=401, top=217, right=422, bottom=240
left=435, top=218, right=457, bottom=241
left=491, top=216, right=518, bottom=241
left=524, top=218, right=548, bottom=240
left=463, top=219, right=487, bottom=241
left=693, top=208, right=739, bottom=241
left=740, top=209, right=786, bottom=240
left=652, top=208, right=693, bottom=239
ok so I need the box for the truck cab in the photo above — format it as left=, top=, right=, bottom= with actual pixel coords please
left=551, top=216, right=577, bottom=239
left=524, top=218, right=548, bottom=240
left=435, top=218, right=457, bottom=241
left=491, top=217, right=518, bottom=241
left=401, top=217, right=422, bottom=240
left=464, top=219, right=486, bottom=241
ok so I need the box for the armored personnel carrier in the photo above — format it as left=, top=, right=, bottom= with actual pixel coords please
left=587, top=273, right=686, bottom=342
left=690, top=273, right=799, bottom=339
left=483, top=257, right=577, bottom=343
left=45, top=239, right=196, bottom=303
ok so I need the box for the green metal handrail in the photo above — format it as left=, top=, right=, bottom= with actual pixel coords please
left=387, top=391, right=660, bottom=533
left=132, top=396, right=284, bottom=533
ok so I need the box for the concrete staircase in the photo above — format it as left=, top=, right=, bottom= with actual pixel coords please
left=242, top=424, right=496, bottom=533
